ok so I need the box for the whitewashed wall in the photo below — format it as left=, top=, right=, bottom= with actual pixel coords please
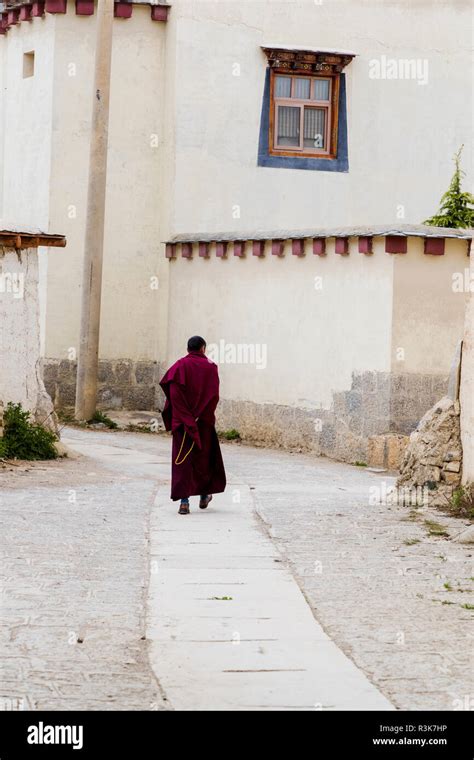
left=165, top=237, right=468, bottom=411
left=0, top=5, right=166, bottom=363
left=460, top=254, right=473, bottom=483
left=169, top=0, right=473, bottom=235
left=0, top=246, right=55, bottom=426
left=0, top=0, right=471, bottom=383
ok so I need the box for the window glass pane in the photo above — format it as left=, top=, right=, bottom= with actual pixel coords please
left=293, top=77, right=310, bottom=99
left=277, top=105, right=300, bottom=147
left=303, top=107, right=326, bottom=149
left=275, top=75, right=291, bottom=98
left=313, top=78, right=330, bottom=101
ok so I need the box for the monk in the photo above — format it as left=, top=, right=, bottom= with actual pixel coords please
left=159, top=336, right=226, bottom=514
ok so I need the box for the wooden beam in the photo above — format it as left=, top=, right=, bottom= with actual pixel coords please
left=385, top=235, right=407, bottom=254
left=292, top=239, right=305, bottom=256
left=358, top=236, right=373, bottom=254
left=151, top=5, right=169, bottom=21
left=31, top=2, right=46, bottom=17
left=114, top=2, right=133, bottom=19
left=76, top=0, right=95, bottom=15
left=271, top=240, right=284, bottom=256
left=0, top=232, right=66, bottom=248
left=424, top=238, right=445, bottom=255
left=313, top=238, right=326, bottom=256
left=335, top=237, right=349, bottom=255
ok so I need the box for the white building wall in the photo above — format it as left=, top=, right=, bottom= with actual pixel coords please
left=0, top=246, right=54, bottom=425
left=169, top=0, right=472, bottom=236
left=164, top=235, right=468, bottom=462
left=391, top=238, right=469, bottom=375
left=0, top=15, right=55, bottom=229
left=0, top=0, right=471, bottom=408
left=45, top=7, right=166, bottom=362
left=0, top=16, right=57, bottom=359
left=460, top=254, right=474, bottom=483
left=166, top=238, right=394, bottom=410
left=0, top=5, right=166, bottom=363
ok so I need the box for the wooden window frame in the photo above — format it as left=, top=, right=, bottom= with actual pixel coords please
left=269, top=69, right=340, bottom=159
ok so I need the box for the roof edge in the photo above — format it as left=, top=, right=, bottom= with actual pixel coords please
left=165, top=224, right=473, bottom=245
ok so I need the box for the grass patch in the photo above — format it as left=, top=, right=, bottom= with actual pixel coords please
left=56, top=409, right=88, bottom=430
left=57, top=409, right=75, bottom=424
left=424, top=519, right=450, bottom=538
left=443, top=582, right=453, bottom=591
left=401, top=510, right=420, bottom=523
left=0, top=403, right=58, bottom=460
left=403, top=538, right=421, bottom=546
left=125, top=424, right=154, bottom=434
left=353, top=461, right=367, bottom=467
left=448, top=485, right=474, bottom=521
left=221, top=429, right=241, bottom=441
left=210, top=596, right=233, bottom=601
left=461, top=603, right=474, bottom=610
left=88, top=410, right=118, bottom=429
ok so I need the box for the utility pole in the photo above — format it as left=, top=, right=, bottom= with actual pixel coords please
left=75, top=0, right=114, bottom=420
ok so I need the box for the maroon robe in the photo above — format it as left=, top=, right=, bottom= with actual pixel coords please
left=159, top=351, right=226, bottom=501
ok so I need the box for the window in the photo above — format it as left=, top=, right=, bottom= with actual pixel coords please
left=259, top=46, right=355, bottom=169
left=23, top=51, right=35, bottom=79
left=270, top=71, right=339, bottom=158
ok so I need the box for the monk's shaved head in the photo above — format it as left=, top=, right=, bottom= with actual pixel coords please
left=187, top=335, right=206, bottom=352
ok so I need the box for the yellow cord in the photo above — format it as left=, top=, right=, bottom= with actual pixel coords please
left=174, top=430, right=195, bottom=465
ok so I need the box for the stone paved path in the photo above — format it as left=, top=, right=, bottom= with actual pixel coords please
left=225, top=446, right=474, bottom=711
left=148, top=482, right=392, bottom=710
left=0, top=445, right=167, bottom=710
left=1, top=428, right=472, bottom=710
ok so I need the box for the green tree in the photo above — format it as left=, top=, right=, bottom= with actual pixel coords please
left=424, top=146, right=474, bottom=229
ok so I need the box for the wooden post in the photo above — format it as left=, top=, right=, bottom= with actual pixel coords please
left=75, top=0, right=114, bottom=420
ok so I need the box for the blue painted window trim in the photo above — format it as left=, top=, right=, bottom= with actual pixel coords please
left=257, top=69, right=349, bottom=172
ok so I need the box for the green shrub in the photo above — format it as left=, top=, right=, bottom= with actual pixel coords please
left=223, top=429, right=241, bottom=441
left=0, top=403, right=58, bottom=460
left=88, top=410, right=118, bottom=429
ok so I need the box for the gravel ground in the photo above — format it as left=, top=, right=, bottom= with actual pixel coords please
left=0, top=429, right=472, bottom=711
left=0, top=451, right=168, bottom=711
left=226, top=445, right=474, bottom=711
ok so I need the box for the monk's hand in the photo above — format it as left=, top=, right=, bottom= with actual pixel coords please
left=188, top=424, right=202, bottom=450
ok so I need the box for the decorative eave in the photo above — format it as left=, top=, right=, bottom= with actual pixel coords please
left=164, top=224, right=472, bottom=260
left=261, top=45, right=356, bottom=74
left=1, top=0, right=170, bottom=35
left=0, top=228, right=66, bottom=248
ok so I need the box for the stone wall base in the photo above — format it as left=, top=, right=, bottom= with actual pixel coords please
left=217, top=371, right=447, bottom=467
left=44, top=359, right=447, bottom=467
left=43, top=358, right=164, bottom=412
